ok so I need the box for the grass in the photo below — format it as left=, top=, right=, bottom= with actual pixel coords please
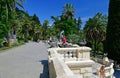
left=0, top=40, right=25, bottom=52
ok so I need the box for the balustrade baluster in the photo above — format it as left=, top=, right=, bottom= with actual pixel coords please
left=74, top=52, right=77, bottom=58
left=67, top=51, right=70, bottom=58
left=69, top=51, right=71, bottom=58
left=71, top=52, right=74, bottom=58
left=64, top=51, right=68, bottom=58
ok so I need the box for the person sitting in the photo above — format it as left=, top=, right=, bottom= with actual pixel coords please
left=62, top=36, right=67, bottom=48
left=99, top=65, right=105, bottom=78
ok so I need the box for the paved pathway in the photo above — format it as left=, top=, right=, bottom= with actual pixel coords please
left=0, top=41, right=49, bottom=78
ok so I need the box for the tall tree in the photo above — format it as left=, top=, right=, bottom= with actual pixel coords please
left=76, top=17, right=82, bottom=31
left=105, top=0, right=120, bottom=63
left=84, top=12, right=107, bottom=57
left=0, top=0, right=25, bottom=45
left=15, top=8, right=29, bottom=40
left=29, top=14, right=41, bottom=41
left=15, top=8, right=41, bottom=41
left=42, top=20, right=49, bottom=40
left=32, top=14, right=41, bottom=25
left=62, top=3, right=75, bottom=20
left=51, top=3, right=82, bottom=41
left=0, top=23, right=9, bottom=46
left=0, top=0, right=25, bottom=22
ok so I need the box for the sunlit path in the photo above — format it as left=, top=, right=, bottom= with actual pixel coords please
left=0, top=41, right=48, bottom=78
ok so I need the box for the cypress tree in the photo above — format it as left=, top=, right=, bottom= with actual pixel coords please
left=106, top=0, right=120, bottom=63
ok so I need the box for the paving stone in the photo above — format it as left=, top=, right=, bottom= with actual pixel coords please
left=0, top=41, right=49, bottom=78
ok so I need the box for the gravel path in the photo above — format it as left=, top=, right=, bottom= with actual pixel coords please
left=0, top=41, right=49, bottom=78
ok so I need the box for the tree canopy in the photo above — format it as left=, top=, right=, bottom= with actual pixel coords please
left=105, top=0, right=120, bottom=63
left=51, top=3, right=82, bottom=39
left=84, top=12, right=107, bottom=56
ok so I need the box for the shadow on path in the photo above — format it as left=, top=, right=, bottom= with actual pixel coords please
left=40, top=60, right=49, bottom=78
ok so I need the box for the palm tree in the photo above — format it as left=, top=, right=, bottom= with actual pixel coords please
left=0, top=0, right=25, bottom=22
left=62, top=3, right=75, bottom=20
left=15, top=8, right=28, bottom=40
left=84, top=12, right=107, bottom=57
left=0, top=0, right=25, bottom=46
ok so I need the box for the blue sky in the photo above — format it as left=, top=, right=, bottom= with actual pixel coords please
left=23, top=0, right=109, bottom=27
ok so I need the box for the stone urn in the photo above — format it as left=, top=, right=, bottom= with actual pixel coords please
left=79, top=39, right=86, bottom=46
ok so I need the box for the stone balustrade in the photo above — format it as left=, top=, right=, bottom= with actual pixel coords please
left=48, top=48, right=82, bottom=78
left=48, top=47, right=94, bottom=78
left=56, top=47, right=91, bottom=61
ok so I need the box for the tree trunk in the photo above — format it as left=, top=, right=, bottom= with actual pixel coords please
left=94, top=40, right=97, bottom=57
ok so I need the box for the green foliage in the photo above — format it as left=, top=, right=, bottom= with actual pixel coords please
left=62, top=3, right=75, bottom=20
left=84, top=12, right=107, bottom=41
left=32, top=14, right=41, bottom=25
left=51, top=3, right=82, bottom=38
left=84, top=12, right=107, bottom=56
left=76, top=17, right=82, bottom=31
left=0, top=22, right=10, bottom=47
left=0, top=0, right=26, bottom=45
left=15, top=8, right=42, bottom=42
left=0, top=22, right=10, bottom=42
left=0, top=0, right=43, bottom=46
left=42, top=20, right=49, bottom=40
left=52, top=18, right=76, bottom=37
left=106, top=0, right=120, bottom=63
left=0, top=23, right=8, bottom=38
left=47, top=27, right=56, bottom=37
left=59, top=19, right=76, bottom=36
left=67, top=34, right=79, bottom=44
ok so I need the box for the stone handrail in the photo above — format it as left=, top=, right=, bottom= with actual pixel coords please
left=48, top=46, right=115, bottom=78
left=53, top=57, right=82, bottom=78
left=54, top=47, right=91, bottom=61
left=48, top=48, right=82, bottom=78
left=48, top=47, right=94, bottom=78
